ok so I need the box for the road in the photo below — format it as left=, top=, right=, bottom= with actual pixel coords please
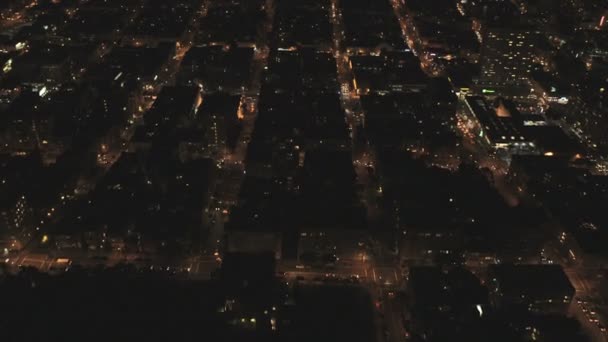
left=389, top=0, right=442, bottom=76
left=382, top=289, right=410, bottom=342
left=283, top=257, right=406, bottom=342
left=572, top=297, right=608, bottom=342
left=328, top=3, right=408, bottom=341
left=202, top=0, right=274, bottom=254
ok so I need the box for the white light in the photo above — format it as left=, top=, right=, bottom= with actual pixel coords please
left=3, top=59, right=12, bottom=73
left=476, top=304, right=483, bottom=317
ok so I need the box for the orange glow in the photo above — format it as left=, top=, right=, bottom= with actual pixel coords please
left=237, top=99, right=245, bottom=120
left=195, top=93, right=203, bottom=110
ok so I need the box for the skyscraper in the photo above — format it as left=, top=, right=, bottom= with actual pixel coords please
left=479, top=26, right=538, bottom=89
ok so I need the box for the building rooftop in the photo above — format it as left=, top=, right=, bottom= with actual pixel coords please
left=489, top=264, right=574, bottom=301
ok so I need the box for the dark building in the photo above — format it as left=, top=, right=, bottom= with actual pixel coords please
left=406, top=266, right=490, bottom=341
left=488, top=264, right=575, bottom=314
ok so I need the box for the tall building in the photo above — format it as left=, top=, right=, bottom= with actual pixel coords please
left=0, top=194, right=32, bottom=252
left=479, top=26, right=538, bottom=91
